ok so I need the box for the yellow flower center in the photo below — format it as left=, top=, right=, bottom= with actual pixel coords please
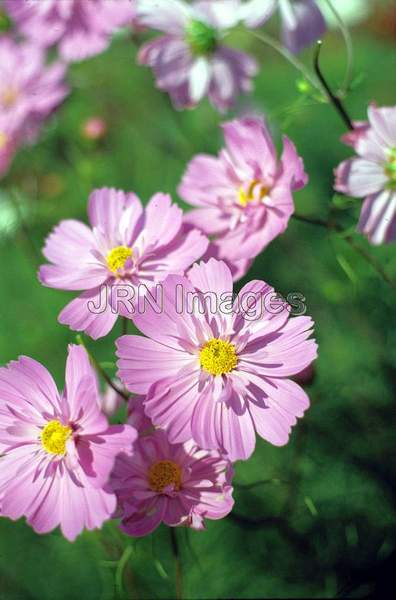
left=41, top=420, right=72, bottom=455
left=106, top=245, right=132, bottom=273
left=148, top=460, right=182, bottom=493
left=385, top=148, right=396, bottom=189
left=200, top=338, right=238, bottom=376
left=238, top=180, right=270, bottom=207
left=1, top=87, right=19, bottom=108
left=0, top=131, right=7, bottom=151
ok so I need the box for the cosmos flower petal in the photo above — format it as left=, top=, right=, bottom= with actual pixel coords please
left=117, top=335, right=196, bottom=394
left=58, top=288, right=118, bottom=340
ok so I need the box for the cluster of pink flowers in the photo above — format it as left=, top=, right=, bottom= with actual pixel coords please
left=5, top=0, right=136, bottom=62
left=1, top=0, right=394, bottom=547
left=0, top=0, right=136, bottom=178
left=0, top=0, right=328, bottom=179
left=0, top=112, right=320, bottom=539
left=135, top=0, right=327, bottom=111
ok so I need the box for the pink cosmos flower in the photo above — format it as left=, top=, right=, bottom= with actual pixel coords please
left=278, top=0, right=326, bottom=54
left=39, top=188, right=208, bottom=340
left=110, top=428, right=234, bottom=536
left=0, top=345, right=137, bottom=541
left=136, top=0, right=276, bottom=111
left=335, top=104, right=396, bottom=245
left=0, top=36, right=68, bottom=162
left=179, top=117, right=308, bottom=280
left=5, top=0, right=135, bottom=63
left=116, top=259, right=317, bottom=462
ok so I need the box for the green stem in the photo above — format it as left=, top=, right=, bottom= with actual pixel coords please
left=249, top=30, right=324, bottom=95
left=323, top=0, right=354, bottom=96
left=314, top=41, right=354, bottom=130
left=170, top=528, right=183, bottom=600
left=292, top=213, right=396, bottom=290
left=115, top=545, right=133, bottom=599
left=76, top=334, right=130, bottom=402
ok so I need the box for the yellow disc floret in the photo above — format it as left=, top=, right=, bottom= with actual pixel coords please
left=1, top=87, right=19, bottom=108
left=200, top=338, right=238, bottom=376
left=148, top=460, right=182, bottom=493
left=0, top=131, right=7, bottom=151
left=238, top=180, right=270, bottom=207
left=106, top=245, right=132, bottom=273
left=41, top=420, right=72, bottom=455
left=385, top=148, right=396, bottom=189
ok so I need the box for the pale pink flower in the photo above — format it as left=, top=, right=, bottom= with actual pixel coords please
left=117, top=259, right=317, bottom=462
left=0, top=345, right=137, bottom=541
left=179, top=117, right=308, bottom=280
left=0, top=36, right=68, bottom=175
left=39, top=188, right=208, bottom=339
left=278, top=0, right=326, bottom=54
left=335, top=104, right=396, bottom=245
left=110, top=428, right=234, bottom=536
left=136, top=0, right=275, bottom=111
left=5, top=0, right=136, bottom=62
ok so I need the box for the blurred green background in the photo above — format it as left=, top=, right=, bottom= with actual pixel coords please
left=1, top=2, right=396, bottom=598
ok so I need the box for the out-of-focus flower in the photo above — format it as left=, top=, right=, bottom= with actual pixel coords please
left=0, top=36, right=68, bottom=178
left=0, top=345, right=137, bottom=541
left=335, top=104, right=396, bottom=245
left=127, top=395, right=153, bottom=433
left=110, top=428, right=234, bottom=536
left=5, top=0, right=136, bottom=62
left=100, top=381, right=125, bottom=417
left=179, top=117, right=307, bottom=280
left=117, top=259, right=317, bottom=462
left=81, top=116, right=107, bottom=141
left=278, top=0, right=326, bottom=54
left=39, top=187, right=208, bottom=339
left=136, top=0, right=276, bottom=111
left=318, top=0, right=371, bottom=28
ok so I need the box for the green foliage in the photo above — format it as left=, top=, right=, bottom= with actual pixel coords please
left=1, top=28, right=396, bottom=600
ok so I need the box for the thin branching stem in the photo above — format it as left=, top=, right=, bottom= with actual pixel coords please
left=250, top=30, right=324, bottom=95
left=314, top=41, right=354, bottom=130
left=323, top=0, right=354, bottom=96
left=76, top=334, right=130, bottom=402
left=292, top=213, right=396, bottom=289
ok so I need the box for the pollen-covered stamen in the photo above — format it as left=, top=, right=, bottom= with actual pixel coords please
left=200, top=338, right=238, bottom=376
left=238, top=180, right=271, bottom=207
left=41, top=420, right=71, bottom=455
left=106, top=245, right=132, bottom=273
left=185, top=20, right=218, bottom=56
left=0, top=131, right=7, bottom=151
left=385, top=148, right=396, bottom=189
left=148, top=460, right=182, bottom=493
left=1, top=87, right=19, bottom=109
